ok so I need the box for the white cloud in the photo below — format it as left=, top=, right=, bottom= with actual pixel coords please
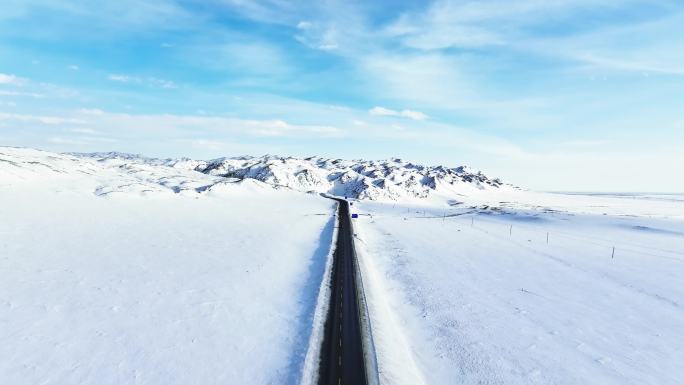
left=0, top=110, right=345, bottom=138
left=386, top=16, right=502, bottom=50
left=108, top=74, right=132, bottom=82
left=399, top=110, right=428, bottom=121
left=297, top=21, right=312, bottom=30
left=369, top=106, right=428, bottom=121
left=385, top=0, right=653, bottom=50
left=327, top=104, right=350, bottom=111
left=148, top=77, right=177, bottom=89
left=576, top=53, right=684, bottom=75
left=70, top=127, right=98, bottom=135
left=108, top=74, right=177, bottom=88
left=116, top=112, right=343, bottom=138
left=0, top=112, right=85, bottom=125
left=78, top=108, right=105, bottom=115
left=537, top=12, right=684, bottom=76
left=382, top=0, right=684, bottom=79
left=5, top=0, right=196, bottom=39
left=0, top=73, right=25, bottom=85
left=313, top=3, right=371, bottom=53
left=0, top=90, right=44, bottom=98
left=362, top=53, right=477, bottom=108
left=295, top=29, right=340, bottom=51
left=236, top=118, right=343, bottom=137
left=368, top=106, right=395, bottom=116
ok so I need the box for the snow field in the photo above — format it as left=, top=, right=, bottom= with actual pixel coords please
left=0, top=148, right=337, bottom=385
left=4, top=147, right=683, bottom=385
left=354, top=197, right=684, bottom=385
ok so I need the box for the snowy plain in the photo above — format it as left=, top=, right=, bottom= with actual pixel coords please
left=353, top=190, right=684, bottom=385
left=3, top=146, right=683, bottom=385
left=0, top=147, right=336, bottom=385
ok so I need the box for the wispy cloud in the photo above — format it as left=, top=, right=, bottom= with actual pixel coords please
left=384, top=0, right=684, bottom=77
left=0, top=73, right=25, bottom=85
left=2, top=0, right=197, bottom=39
left=369, top=106, right=428, bottom=121
left=361, top=53, right=475, bottom=109
left=297, top=21, right=312, bottom=30
left=574, top=53, right=684, bottom=75
left=295, top=20, right=340, bottom=51
left=148, top=77, right=177, bottom=89
left=108, top=74, right=177, bottom=88
left=385, top=0, right=673, bottom=50
left=108, top=74, right=131, bottom=82
left=0, top=110, right=345, bottom=138
left=70, top=127, right=98, bottom=135
left=537, top=11, right=684, bottom=76
left=0, top=112, right=85, bottom=125
left=0, top=90, right=45, bottom=98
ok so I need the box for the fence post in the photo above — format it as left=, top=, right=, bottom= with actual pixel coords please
left=546, top=232, right=549, bottom=244
left=612, top=246, right=615, bottom=259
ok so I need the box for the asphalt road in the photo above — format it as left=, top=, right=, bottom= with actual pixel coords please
left=318, top=198, right=368, bottom=385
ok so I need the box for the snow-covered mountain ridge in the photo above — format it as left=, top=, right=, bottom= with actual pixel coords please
left=197, top=155, right=510, bottom=200
left=0, top=147, right=513, bottom=201
left=77, top=151, right=513, bottom=200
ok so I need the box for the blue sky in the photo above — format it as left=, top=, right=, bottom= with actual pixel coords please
left=1, top=0, right=683, bottom=191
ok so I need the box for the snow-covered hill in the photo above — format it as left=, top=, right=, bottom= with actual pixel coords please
left=0, top=147, right=227, bottom=196
left=66, top=151, right=512, bottom=201
left=196, top=155, right=510, bottom=200
left=5, top=147, right=681, bottom=218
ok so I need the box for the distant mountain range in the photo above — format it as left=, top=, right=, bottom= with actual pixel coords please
left=0, top=147, right=513, bottom=200
left=80, top=152, right=512, bottom=200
